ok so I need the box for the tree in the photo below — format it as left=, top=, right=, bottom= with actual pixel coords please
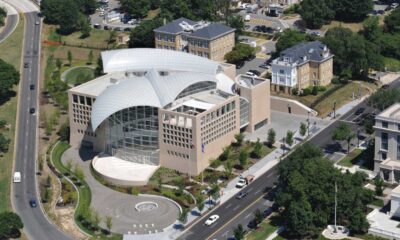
left=299, top=0, right=334, bottom=29
left=234, top=132, right=244, bottom=146
left=384, top=8, right=400, bottom=33
left=58, top=122, right=70, bottom=142
left=74, top=164, right=85, bottom=182
left=56, top=58, right=62, bottom=69
left=364, top=118, right=374, bottom=135
left=119, top=0, right=150, bottom=18
left=239, top=149, right=248, bottom=169
left=0, top=59, right=19, bottom=100
left=0, top=212, right=23, bottom=239
left=251, top=138, right=262, bottom=159
left=285, top=130, right=294, bottom=148
left=196, top=195, right=205, bottom=214
left=227, top=14, right=244, bottom=40
left=276, top=29, right=306, bottom=54
left=219, top=146, right=231, bottom=161
left=80, top=18, right=91, bottom=38
left=58, top=0, right=80, bottom=34
left=105, top=216, right=112, bottom=233
left=88, top=50, right=93, bottom=65
left=368, top=88, right=400, bottom=111
left=333, top=0, right=373, bottom=22
left=332, top=122, right=355, bottom=154
left=94, top=57, right=104, bottom=77
left=362, top=16, right=382, bottom=44
left=267, top=128, right=276, bottom=147
left=128, top=19, right=163, bottom=48
left=46, top=175, right=52, bottom=187
left=209, top=184, right=220, bottom=203
left=155, top=174, right=162, bottom=191
left=178, top=208, right=189, bottom=225
left=0, top=133, right=10, bottom=153
left=224, top=43, right=255, bottom=64
left=233, top=224, right=246, bottom=240
left=300, top=122, right=307, bottom=137
left=254, top=208, right=264, bottom=226
left=224, top=160, right=233, bottom=178
left=176, top=177, right=185, bottom=196
left=67, top=50, right=72, bottom=66
left=374, top=177, right=384, bottom=196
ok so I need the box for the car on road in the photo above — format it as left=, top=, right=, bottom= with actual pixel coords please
left=13, top=172, right=21, bottom=183
left=205, top=215, right=219, bottom=226
left=236, top=178, right=247, bottom=188
left=259, top=62, right=270, bottom=69
left=29, top=108, right=35, bottom=114
left=355, top=107, right=365, bottom=115
left=236, top=191, right=248, bottom=199
left=245, top=71, right=257, bottom=77
left=35, top=21, right=40, bottom=25
left=248, top=69, right=261, bottom=76
left=29, top=199, right=37, bottom=208
left=24, top=62, right=29, bottom=68
left=30, top=84, right=35, bottom=90
left=247, top=219, right=258, bottom=229
left=236, top=61, right=245, bottom=69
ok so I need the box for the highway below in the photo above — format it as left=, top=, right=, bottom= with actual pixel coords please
left=11, top=11, right=72, bottom=240
left=0, top=1, right=18, bottom=43
left=179, top=79, right=400, bottom=240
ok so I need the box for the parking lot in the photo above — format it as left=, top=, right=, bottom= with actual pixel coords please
left=90, top=0, right=138, bottom=31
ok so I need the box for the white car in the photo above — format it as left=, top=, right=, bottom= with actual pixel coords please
left=240, top=3, right=250, bottom=10
left=244, top=14, right=251, bottom=21
left=245, top=71, right=257, bottom=77
left=236, top=178, right=246, bottom=188
left=205, top=215, right=219, bottom=226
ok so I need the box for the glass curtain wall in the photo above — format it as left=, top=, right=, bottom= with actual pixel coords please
left=106, top=106, right=159, bottom=165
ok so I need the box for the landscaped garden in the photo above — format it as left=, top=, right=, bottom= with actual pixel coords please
left=337, top=143, right=374, bottom=170
left=64, top=66, right=95, bottom=86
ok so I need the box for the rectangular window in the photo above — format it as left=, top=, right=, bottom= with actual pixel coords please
left=86, top=97, right=92, bottom=106
left=382, top=121, right=388, bottom=128
left=381, top=132, right=388, bottom=150
left=79, top=96, right=85, bottom=105
left=73, top=94, right=78, bottom=103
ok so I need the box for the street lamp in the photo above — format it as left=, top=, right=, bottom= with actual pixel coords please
left=307, top=111, right=310, bottom=136
left=333, top=101, right=336, bottom=119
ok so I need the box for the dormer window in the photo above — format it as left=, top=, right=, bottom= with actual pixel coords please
left=283, top=57, right=290, bottom=62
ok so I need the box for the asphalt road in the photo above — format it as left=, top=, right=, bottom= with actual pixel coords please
left=179, top=79, right=400, bottom=240
left=11, top=12, right=72, bottom=240
left=0, top=12, right=18, bottom=43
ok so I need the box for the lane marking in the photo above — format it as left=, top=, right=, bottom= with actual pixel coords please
left=247, top=187, right=253, bottom=192
left=225, top=203, right=231, bottom=209
left=244, top=213, right=252, bottom=219
left=233, top=205, right=240, bottom=211
left=206, top=194, right=265, bottom=240
left=254, top=189, right=261, bottom=195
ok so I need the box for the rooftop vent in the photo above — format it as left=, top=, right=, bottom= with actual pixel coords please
left=179, top=21, right=194, bottom=32
left=308, top=48, right=314, bottom=54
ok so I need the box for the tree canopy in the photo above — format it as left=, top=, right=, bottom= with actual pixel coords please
left=384, top=8, right=400, bottom=33
left=299, top=0, right=373, bottom=29
left=275, top=29, right=310, bottom=54
left=368, top=88, right=400, bottom=111
left=0, top=7, right=6, bottom=27
left=0, top=59, right=19, bottom=101
left=0, top=212, right=24, bottom=239
left=119, top=0, right=150, bottom=18
left=275, top=143, right=372, bottom=238
left=224, top=43, right=255, bottom=64
left=128, top=19, right=163, bottom=48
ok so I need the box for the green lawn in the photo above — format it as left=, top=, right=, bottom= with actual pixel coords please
left=338, top=148, right=363, bottom=167
left=247, top=220, right=279, bottom=240
left=65, top=66, right=95, bottom=86
left=384, top=57, right=400, bottom=72
left=371, top=198, right=384, bottom=208
left=57, top=28, right=111, bottom=49
left=0, top=14, right=24, bottom=212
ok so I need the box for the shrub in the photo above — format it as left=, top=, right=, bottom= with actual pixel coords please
left=312, top=86, right=318, bottom=95
left=292, top=88, right=299, bottom=95
left=301, top=88, right=311, bottom=96
left=210, top=159, right=221, bottom=168
left=331, top=77, right=340, bottom=84
left=318, top=86, right=327, bottom=91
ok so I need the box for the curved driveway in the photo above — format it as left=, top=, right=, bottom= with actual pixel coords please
left=62, top=147, right=180, bottom=235
left=0, top=1, right=19, bottom=43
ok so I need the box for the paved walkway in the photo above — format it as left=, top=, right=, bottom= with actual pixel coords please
left=62, top=147, right=180, bottom=235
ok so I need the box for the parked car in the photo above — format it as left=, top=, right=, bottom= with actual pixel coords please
left=259, top=62, right=270, bottom=69
left=244, top=14, right=251, bottom=21
left=93, top=23, right=101, bottom=29
left=30, top=84, right=35, bottom=90
left=236, top=61, right=245, bottom=69
left=236, top=178, right=247, bottom=188
left=354, top=107, right=365, bottom=115
left=29, top=199, right=37, bottom=208
left=248, top=69, right=261, bottom=76
left=24, top=62, right=29, bottom=68
left=236, top=191, right=248, bottom=199
left=205, top=215, right=219, bottom=226
left=247, top=219, right=258, bottom=229
left=245, top=71, right=257, bottom=77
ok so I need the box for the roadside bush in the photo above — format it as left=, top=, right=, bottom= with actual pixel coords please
left=331, top=77, right=340, bottom=85
left=301, top=88, right=311, bottom=96
left=292, top=88, right=299, bottom=95
left=312, top=86, right=318, bottom=95
left=318, top=86, right=327, bottom=91
left=210, top=159, right=221, bottom=168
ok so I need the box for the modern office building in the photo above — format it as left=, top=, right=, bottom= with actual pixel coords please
left=374, top=103, right=400, bottom=184
left=154, top=18, right=235, bottom=62
left=68, top=48, right=270, bottom=185
left=271, top=41, right=333, bottom=94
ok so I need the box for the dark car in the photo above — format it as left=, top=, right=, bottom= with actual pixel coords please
left=24, top=62, right=29, bottom=68
left=93, top=23, right=101, bottom=29
left=124, top=28, right=131, bottom=32
left=236, top=191, right=248, bottom=199
left=236, top=61, right=245, bottom=69
left=247, top=219, right=258, bottom=229
left=104, top=25, right=109, bottom=30
left=355, top=107, right=365, bottom=115
left=29, top=108, right=35, bottom=114
left=246, top=55, right=256, bottom=61
left=29, top=199, right=37, bottom=208
left=263, top=208, right=272, bottom=218
left=30, top=84, right=35, bottom=90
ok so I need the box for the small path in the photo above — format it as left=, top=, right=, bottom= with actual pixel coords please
left=60, top=65, right=96, bottom=86
left=0, top=0, right=19, bottom=44
left=62, top=147, right=180, bottom=235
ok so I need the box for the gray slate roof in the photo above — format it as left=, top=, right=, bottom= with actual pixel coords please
left=278, top=41, right=332, bottom=65
left=154, top=18, right=234, bottom=40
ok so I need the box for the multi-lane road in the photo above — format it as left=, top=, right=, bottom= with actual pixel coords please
left=179, top=79, right=400, bottom=240
left=11, top=11, right=72, bottom=240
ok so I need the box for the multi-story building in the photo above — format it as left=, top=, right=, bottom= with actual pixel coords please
left=154, top=18, right=235, bottom=62
left=374, top=103, right=400, bottom=184
left=68, top=48, right=270, bottom=185
left=271, top=41, right=333, bottom=94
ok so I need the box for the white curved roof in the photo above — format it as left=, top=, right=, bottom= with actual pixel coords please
left=91, top=70, right=219, bottom=130
left=101, top=48, right=220, bottom=74
left=216, top=73, right=235, bottom=94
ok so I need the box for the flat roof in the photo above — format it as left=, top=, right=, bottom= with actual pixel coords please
left=69, top=72, right=126, bottom=96
left=377, top=103, right=400, bottom=121
left=182, top=99, right=215, bottom=110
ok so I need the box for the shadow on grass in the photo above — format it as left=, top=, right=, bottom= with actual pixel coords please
left=0, top=90, right=16, bottom=105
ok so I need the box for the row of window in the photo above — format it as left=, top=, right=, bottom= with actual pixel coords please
left=200, top=101, right=236, bottom=126
left=201, top=111, right=236, bottom=131
left=190, top=50, right=209, bottom=58
left=163, top=139, right=194, bottom=149
left=157, top=44, right=176, bottom=51
left=72, top=94, right=94, bottom=106
left=380, top=121, right=400, bottom=130
left=163, top=124, right=192, bottom=133
left=77, top=129, right=96, bottom=137
left=167, top=150, right=190, bottom=159
left=156, top=34, right=175, bottom=42
left=202, top=125, right=236, bottom=146
left=188, top=39, right=209, bottom=48
left=380, top=133, right=400, bottom=160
